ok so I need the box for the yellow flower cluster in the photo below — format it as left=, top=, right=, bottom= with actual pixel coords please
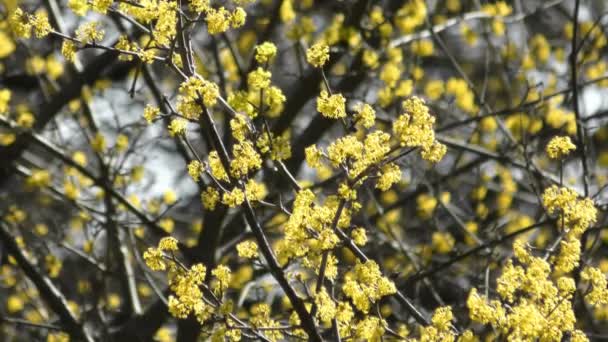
left=342, top=260, right=396, bottom=313
left=466, top=224, right=599, bottom=342
left=211, top=265, right=231, bottom=294
left=168, top=118, right=187, bottom=137
left=201, top=186, right=220, bottom=210
left=256, top=131, right=292, bottom=161
left=275, top=189, right=343, bottom=272
left=255, top=41, right=277, bottom=64
left=376, top=163, right=401, bottom=191
left=25, top=169, right=51, bottom=189
left=542, top=185, right=597, bottom=236
left=419, top=306, right=455, bottom=341
left=222, top=187, right=245, bottom=207
left=61, top=41, right=77, bottom=62
left=393, top=96, right=446, bottom=163
left=0, top=89, right=10, bottom=114
left=167, top=263, right=210, bottom=321
left=236, top=240, right=258, bottom=259
left=354, top=103, right=376, bottom=128
left=143, top=238, right=244, bottom=325
left=247, top=67, right=271, bottom=90
left=208, top=151, right=229, bottom=182
left=306, top=42, right=330, bottom=68
left=445, top=78, right=477, bottom=114
left=250, top=304, right=284, bottom=341
left=75, top=22, right=105, bottom=44
left=581, top=267, right=608, bottom=306
left=314, top=288, right=336, bottom=324
left=230, top=140, right=262, bottom=178
left=205, top=6, right=246, bottom=35
left=317, top=90, right=346, bottom=119
left=143, top=104, right=160, bottom=124
left=546, top=136, right=576, bottom=159
left=9, top=8, right=52, bottom=39
left=228, top=50, right=287, bottom=118
left=154, top=1, right=177, bottom=46
left=177, top=77, right=219, bottom=119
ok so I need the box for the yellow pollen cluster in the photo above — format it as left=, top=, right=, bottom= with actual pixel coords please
left=306, top=42, right=330, bottom=68
left=317, top=91, right=346, bottom=119
left=546, top=136, right=576, bottom=159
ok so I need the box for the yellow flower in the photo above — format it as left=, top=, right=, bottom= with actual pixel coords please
left=6, top=295, right=24, bottom=313
left=416, top=193, right=437, bottom=219
left=546, top=136, right=576, bottom=159
left=92, top=0, right=112, bottom=13
left=230, top=141, right=262, bottom=178
left=236, top=240, right=258, bottom=259
left=581, top=266, right=608, bottom=306
left=431, top=306, right=453, bottom=331
left=255, top=41, right=277, bottom=64
left=351, top=227, right=367, bottom=246
left=163, top=190, right=177, bottom=205
left=432, top=232, right=455, bottom=254
left=305, top=145, right=323, bottom=168
left=376, top=163, right=401, bottom=191
left=421, top=141, right=447, bottom=163
left=314, top=288, right=337, bottom=324
left=143, top=104, right=161, bottom=123
left=190, top=0, right=210, bottom=13
left=342, top=260, right=396, bottom=313
left=115, top=134, right=129, bottom=152
left=354, top=103, right=375, bottom=128
left=247, top=67, right=271, bottom=90
left=542, top=185, right=597, bottom=236
left=187, top=160, right=202, bottom=181
left=211, top=265, right=232, bottom=293
left=158, top=236, right=179, bottom=252
left=222, top=187, right=245, bottom=207
left=168, top=118, right=187, bottom=137
left=62, top=41, right=77, bottom=63
left=68, top=0, right=89, bottom=16
left=230, top=7, right=246, bottom=28
left=76, top=22, right=105, bottom=44
left=205, top=7, right=231, bottom=35
left=31, top=11, right=52, bottom=38
left=317, top=90, right=346, bottom=119
left=306, top=42, right=330, bottom=68
left=9, top=8, right=31, bottom=38
left=201, top=186, right=220, bottom=210
left=143, top=247, right=166, bottom=271
left=0, top=89, right=11, bottom=113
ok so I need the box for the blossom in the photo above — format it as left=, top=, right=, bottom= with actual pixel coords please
left=143, top=247, right=165, bottom=271
left=317, top=91, right=346, bottom=119
left=354, top=103, right=375, bottom=128
left=342, top=260, right=396, bottom=313
left=187, top=160, right=203, bottom=181
left=76, top=22, right=105, bottom=43
left=236, top=240, right=258, bottom=259
left=205, top=7, right=231, bottom=35
left=168, top=118, right=187, bottom=136
left=31, top=11, right=52, bottom=38
left=255, top=42, right=277, bottom=64
left=201, top=186, right=220, bottom=210
left=158, top=237, right=179, bottom=252
left=247, top=67, right=271, bottom=90
left=546, top=136, right=576, bottom=159
left=314, top=288, right=337, bottom=324
left=542, top=185, right=597, bottom=236
left=306, top=42, right=330, bottom=68
left=143, top=104, right=160, bottom=123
